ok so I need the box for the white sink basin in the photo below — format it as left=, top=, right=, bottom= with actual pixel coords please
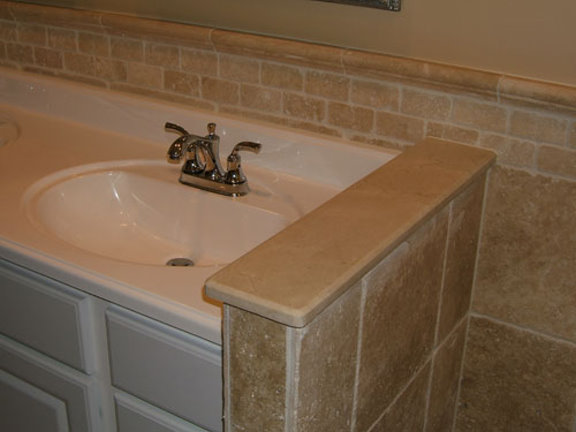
left=24, top=160, right=337, bottom=266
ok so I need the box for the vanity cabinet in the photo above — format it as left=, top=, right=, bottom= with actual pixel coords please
left=0, top=259, right=222, bottom=432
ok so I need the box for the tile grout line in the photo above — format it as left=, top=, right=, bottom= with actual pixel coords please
left=350, top=279, right=367, bottom=432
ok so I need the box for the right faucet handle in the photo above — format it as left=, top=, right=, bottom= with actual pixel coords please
left=225, top=142, right=262, bottom=185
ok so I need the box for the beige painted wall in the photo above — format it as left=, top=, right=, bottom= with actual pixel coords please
left=28, top=0, right=576, bottom=85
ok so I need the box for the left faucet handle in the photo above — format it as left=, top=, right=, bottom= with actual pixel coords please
left=165, top=122, right=190, bottom=136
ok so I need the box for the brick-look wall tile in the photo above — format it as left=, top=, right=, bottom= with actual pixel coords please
left=34, top=47, right=63, bottom=69
left=427, top=122, right=479, bottom=145
left=145, top=43, right=179, bottom=69
left=370, top=363, right=431, bottom=432
left=163, top=70, right=200, bottom=96
left=240, top=84, right=281, bottom=112
left=0, top=41, right=5, bottom=60
left=351, top=79, right=399, bottom=111
left=456, top=317, right=576, bottom=431
left=226, top=306, right=287, bottom=432
left=283, top=92, right=325, bottom=122
left=48, top=28, right=77, bottom=51
left=0, top=21, right=17, bottom=41
left=375, top=111, right=425, bottom=143
left=78, top=32, right=109, bottom=56
left=201, top=77, right=239, bottom=105
left=537, top=145, right=576, bottom=179
left=427, top=321, right=467, bottom=432
left=294, top=283, right=362, bottom=432
left=356, top=211, right=448, bottom=432
left=479, top=134, right=535, bottom=168
left=126, top=62, right=162, bottom=89
left=401, top=88, right=451, bottom=121
left=509, top=110, right=567, bottom=145
left=451, top=99, right=507, bottom=133
left=181, top=48, right=217, bottom=76
left=220, top=55, right=260, bottom=83
left=328, top=102, right=373, bottom=133
left=569, top=121, right=576, bottom=148
left=261, top=62, right=303, bottom=90
left=305, top=70, right=349, bottom=101
left=111, top=37, right=143, bottom=62
left=64, top=52, right=126, bottom=81
left=6, top=42, right=33, bottom=64
left=17, top=24, right=46, bottom=46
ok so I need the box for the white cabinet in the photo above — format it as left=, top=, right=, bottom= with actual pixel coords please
left=0, top=259, right=222, bottom=432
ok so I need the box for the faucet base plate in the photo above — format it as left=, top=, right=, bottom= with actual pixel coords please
left=179, top=172, right=250, bottom=197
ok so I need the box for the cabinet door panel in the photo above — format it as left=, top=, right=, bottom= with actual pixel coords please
left=0, top=370, right=70, bottom=432
left=107, top=306, right=222, bottom=432
left=0, top=259, right=90, bottom=372
left=116, top=392, right=209, bottom=432
left=1, top=337, right=95, bottom=432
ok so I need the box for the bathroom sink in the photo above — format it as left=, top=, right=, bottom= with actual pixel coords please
left=24, top=160, right=332, bottom=266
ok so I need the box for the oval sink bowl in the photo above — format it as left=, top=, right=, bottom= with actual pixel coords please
left=24, top=161, right=327, bottom=266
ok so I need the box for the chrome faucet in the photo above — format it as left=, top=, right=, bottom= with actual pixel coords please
left=166, top=122, right=261, bottom=196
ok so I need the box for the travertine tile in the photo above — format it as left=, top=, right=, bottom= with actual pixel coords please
left=0, top=21, right=17, bottom=41
left=478, top=133, right=535, bottom=168
left=226, top=306, right=287, bottom=432
left=328, top=102, right=373, bottom=133
left=375, top=111, right=425, bottom=143
left=569, top=122, right=576, bottom=148
left=163, top=70, right=200, bottom=96
left=351, top=79, right=399, bottom=110
left=424, top=63, right=500, bottom=99
left=48, top=28, right=76, bottom=51
left=437, top=176, right=485, bottom=342
left=356, top=211, right=448, bottom=432
left=451, top=99, right=507, bottom=133
left=181, top=48, right=217, bottom=76
left=294, top=282, right=362, bottom=432
left=426, top=122, right=479, bottom=145
left=401, top=88, right=451, bottom=120
left=427, top=320, right=467, bottom=432
left=6, top=42, right=33, bottom=64
left=212, top=29, right=344, bottom=72
left=343, top=49, right=427, bottom=83
left=499, top=76, right=576, bottom=115
left=240, top=84, right=281, bottom=112
left=126, top=61, right=161, bottom=89
left=474, top=166, right=576, bottom=341
left=64, top=51, right=126, bottom=81
left=220, top=54, right=259, bottom=83
left=261, top=62, right=303, bottom=91
left=110, top=37, right=143, bottom=62
left=305, top=70, right=349, bottom=101
left=0, top=41, right=5, bottom=60
left=537, top=145, right=576, bottom=179
left=201, top=77, right=239, bottom=105
left=282, top=92, right=325, bottom=122
left=10, top=1, right=103, bottom=31
left=0, top=2, right=13, bottom=21
left=103, top=13, right=213, bottom=50
left=145, top=43, right=179, bottom=69
left=78, top=32, right=109, bottom=56
left=456, top=317, right=576, bottom=431
left=369, top=363, right=431, bottom=432
left=509, top=110, right=567, bottom=145
left=33, top=46, right=62, bottom=69
left=17, top=23, right=45, bottom=46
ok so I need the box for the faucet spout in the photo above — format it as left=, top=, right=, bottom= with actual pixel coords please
left=165, top=121, right=262, bottom=196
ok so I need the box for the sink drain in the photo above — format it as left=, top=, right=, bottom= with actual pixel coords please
left=166, top=257, right=195, bottom=267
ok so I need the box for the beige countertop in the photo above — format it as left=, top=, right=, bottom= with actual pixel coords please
left=205, top=139, right=495, bottom=327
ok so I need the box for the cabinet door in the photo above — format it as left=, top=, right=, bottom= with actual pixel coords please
left=0, top=369, right=70, bottom=432
left=1, top=336, right=96, bottom=432
left=107, top=306, right=222, bottom=432
left=0, top=259, right=92, bottom=372
left=115, top=392, right=209, bottom=432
